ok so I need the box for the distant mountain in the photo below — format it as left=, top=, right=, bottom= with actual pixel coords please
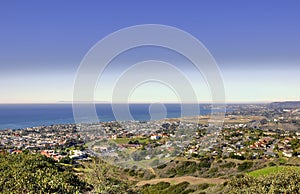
left=269, top=101, right=300, bottom=109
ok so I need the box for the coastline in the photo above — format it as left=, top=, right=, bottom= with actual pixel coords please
left=0, top=103, right=215, bottom=130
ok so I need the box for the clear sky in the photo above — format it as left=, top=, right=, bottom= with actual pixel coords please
left=0, top=1, right=300, bottom=103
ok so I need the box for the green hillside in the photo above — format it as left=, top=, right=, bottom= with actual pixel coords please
left=248, top=166, right=300, bottom=177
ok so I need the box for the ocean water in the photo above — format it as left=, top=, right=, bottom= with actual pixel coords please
left=0, top=104, right=212, bottom=130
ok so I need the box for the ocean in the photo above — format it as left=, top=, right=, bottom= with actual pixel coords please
left=0, top=104, right=213, bottom=130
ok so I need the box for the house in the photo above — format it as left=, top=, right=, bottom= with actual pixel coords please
left=11, top=150, right=22, bottom=154
left=41, top=150, right=64, bottom=161
left=145, top=155, right=151, bottom=160
left=282, top=150, right=293, bottom=158
left=69, top=150, right=86, bottom=159
left=150, top=134, right=161, bottom=140
left=41, top=150, right=54, bottom=157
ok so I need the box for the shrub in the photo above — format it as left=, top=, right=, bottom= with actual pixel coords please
left=198, top=183, right=210, bottom=190
left=238, top=161, right=253, bottom=172
left=0, top=153, right=89, bottom=193
left=176, top=161, right=197, bottom=176
left=166, top=182, right=190, bottom=194
left=268, top=162, right=276, bottom=167
left=181, top=188, right=195, bottom=194
left=209, top=167, right=218, bottom=173
left=141, top=181, right=190, bottom=194
left=226, top=168, right=300, bottom=193
left=82, top=158, right=137, bottom=193
left=157, top=163, right=167, bottom=169
left=198, top=158, right=212, bottom=169
left=220, top=162, right=236, bottom=168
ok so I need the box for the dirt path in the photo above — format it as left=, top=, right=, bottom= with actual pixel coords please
left=136, top=176, right=227, bottom=186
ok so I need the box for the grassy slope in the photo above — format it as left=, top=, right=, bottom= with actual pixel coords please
left=112, top=137, right=149, bottom=144
left=248, top=166, right=300, bottom=177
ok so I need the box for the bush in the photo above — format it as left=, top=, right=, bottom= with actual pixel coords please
left=238, top=161, right=253, bottom=172
left=209, top=167, right=218, bottom=173
left=141, top=181, right=170, bottom=193
left=0, top=153, right=89, bottom=193
left=82, top=158, right=137, bottom=193
left=198, top=183, right=210, bottom=190
left=226, top=168, right=300, bottom=193
left=278, top=157, right=286, bottom=165
left=268, top=162, right=276, bottom=167
left=166, top=182, right=190, bottom=194
left=181, top=189, right=195, bottom=194
left=220, top=162, right=236, bottom=168
left=141, top=181, right=191, bottom=194
left=198, top=158, right=212, bottom=169
left=157, top=163, right=167, bottom=169
left=167, top=168, right=177, bottom=176
left=176, top=161, right=197, bottom=176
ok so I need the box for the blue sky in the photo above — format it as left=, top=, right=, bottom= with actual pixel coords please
left=0, top=1, right=300, bottom=103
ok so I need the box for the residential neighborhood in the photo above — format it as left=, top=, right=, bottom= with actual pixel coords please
left=0, top=103, right=300, bottom=166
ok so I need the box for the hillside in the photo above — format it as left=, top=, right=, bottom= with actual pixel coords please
left=269, top=101, right=300, bottom=108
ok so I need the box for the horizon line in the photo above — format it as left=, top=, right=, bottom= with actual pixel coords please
left=0, top=100, right=298, bottom=105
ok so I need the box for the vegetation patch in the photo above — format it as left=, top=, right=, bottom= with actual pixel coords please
left=238, top=161, right=253, bottom=172
left=248, top=166, right=300, bottom=177
left=0, top=153, right=90, bottom=193
left=113, top=137, right=149, bottom=145
left=226, top=168, right=300, bottom=193
left=141, top=181, right=192, bottom=194
left=220, top=162, right=236, bottom=168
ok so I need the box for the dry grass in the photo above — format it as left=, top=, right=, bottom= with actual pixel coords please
left=136, top=176, right=227, bottom=186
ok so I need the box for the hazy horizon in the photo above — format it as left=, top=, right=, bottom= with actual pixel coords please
left=0, top=100, right=295, bottom=105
